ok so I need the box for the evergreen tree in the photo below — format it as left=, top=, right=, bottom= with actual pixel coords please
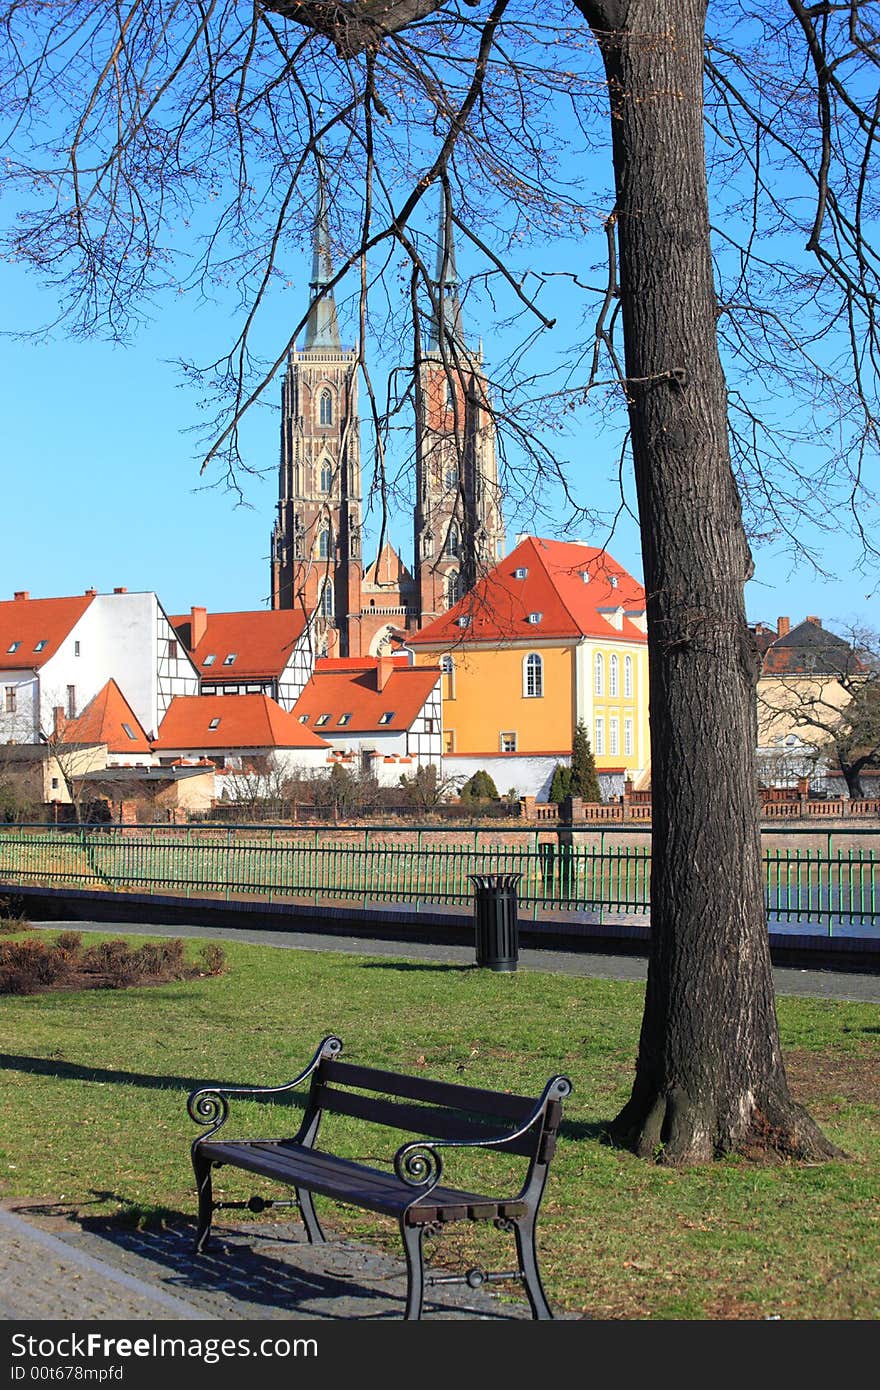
left=570, top=722, right=601, bottom=802
left=548, top=764, right=572, bottom=805
left=460, top=769, right=499, bottom=802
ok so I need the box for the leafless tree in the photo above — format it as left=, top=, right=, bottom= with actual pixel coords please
left=3, top=0, right=879, bottom=1162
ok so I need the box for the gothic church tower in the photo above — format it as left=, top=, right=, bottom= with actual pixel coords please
left=414, top=200, right=505, bottom=623
left=270, top=166, right=362, bottom=656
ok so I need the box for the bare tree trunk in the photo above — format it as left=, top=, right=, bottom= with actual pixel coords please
left=579, top=0, right=841, bottom=1161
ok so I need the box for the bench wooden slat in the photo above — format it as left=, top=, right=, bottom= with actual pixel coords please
left=318, top=1059, right=540, bottom=1123
left=312, top=1083, right=539, bottom=1158
left=200, top=1139, right=527, bottom=1225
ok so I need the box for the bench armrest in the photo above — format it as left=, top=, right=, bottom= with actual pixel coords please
left=188, top=1035, right=342, bottom=1142
left=393, top=1074, right=573, bottom=1196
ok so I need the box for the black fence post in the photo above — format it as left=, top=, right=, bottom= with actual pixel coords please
left=470, top=872, right=521, bottom=972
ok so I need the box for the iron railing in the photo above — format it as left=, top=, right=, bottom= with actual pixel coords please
left=0, top=825, right=877, bottom=934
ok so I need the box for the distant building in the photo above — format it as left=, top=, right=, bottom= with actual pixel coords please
left=153, top=693, right=330, bottom=778
left=0, top=587, right=199, bottom=745
left=171, top=606, right=317, bottom=711
left=408, top=535, right=649, bottom=799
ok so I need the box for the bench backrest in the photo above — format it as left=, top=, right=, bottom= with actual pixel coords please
left=306, top=1057, right=563, bottom=1163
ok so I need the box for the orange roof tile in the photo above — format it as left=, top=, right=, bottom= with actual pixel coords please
left=154, top=694, right=329, bottom=750
left=0, top=592, right=95, bottom=669
left=408, top=537, right=647, bottom=647
left=57, top=679, right=152, bottom=754
left=170, top=609, right=310, bottom=680
left=293, top=656, right=440, bottom=733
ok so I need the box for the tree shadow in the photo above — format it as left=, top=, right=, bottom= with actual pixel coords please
left=0, top=1051, right=304, bottom=1106
left=356, top=961, right=474, bottom=974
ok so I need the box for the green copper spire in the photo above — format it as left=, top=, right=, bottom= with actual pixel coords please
left=304, top=146, right=341, bottom=351
left=430, top=190, right=466, bottom=354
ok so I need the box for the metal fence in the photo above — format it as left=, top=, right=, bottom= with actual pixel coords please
left=0, top=825, right=877, bottom=933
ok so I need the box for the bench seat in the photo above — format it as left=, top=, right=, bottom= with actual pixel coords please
left=200, top=1138, right=530, bottom=1225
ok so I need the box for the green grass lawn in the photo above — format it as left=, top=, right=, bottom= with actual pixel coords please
left=0, top=928, right=878, bottom=1319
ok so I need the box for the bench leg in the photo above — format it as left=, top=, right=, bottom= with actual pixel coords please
left=400, top=1221, right=425, bottom=1321
left=192, top=1151, right=214, bottom=1255
left=514, top=1213, right=553, bottom=1320
left=297, top=1188, right=326, bottom=1244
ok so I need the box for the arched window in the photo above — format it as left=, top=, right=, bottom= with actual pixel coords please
left=318, top=527, right=331, bottom=560
left=594, top=651, right=604, bottom=696
left=445, top=463, right=459, bottom=490
left=524, top=652, right=543, bottom=698
left=446, top=571, right=461, bottom=606
left=320, top=581, right=334, bottom=617
left=320, top=461, right=333, bottom=493
left=445, top=377, right=456, bottom=409
left=319, top=389, right=333, bottom=426
left=440, top=653, right=455, bottom=700
left=624, top=655, right=634, bottom=698
left=609, top=654, right=619, bottom=697
left=446, top=521, right=460, bottom=558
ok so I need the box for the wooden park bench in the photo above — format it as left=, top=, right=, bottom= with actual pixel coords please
left=187, top=1035, right=572, bottom=1320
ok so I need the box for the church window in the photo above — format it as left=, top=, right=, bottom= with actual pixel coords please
left=446, top=522, right=460, bottom=558
left=609, top=654, right=619, bottom=697
left=446, top=378, right=456, bottom=408
left=318, top=527, right=332, bottom=560
left=320, top=461, right=333, bottom=492
left=445, top=463, right=459, bottom=489
left=319, top=389, right=333, bottom=425
left=447, top=571, right=461, bottom=606
left=320, top=582, right=334, bottom=617
left=524, top=653, right=543, bottom=698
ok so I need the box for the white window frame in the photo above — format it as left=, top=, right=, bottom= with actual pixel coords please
left=624, top=655, right=634, bottom=698
left=609, top=653, right=619, bottom=697
left=594, top=716, right=604, bottom=755
left=500, top=730, right=517, bottom=753
left=594, top=651, right=604, bottom=696
left=609, top=717, right=620, bottom=756
left=624, top=717, right=634, bottom=756
left=523, top=652, right=543, bottom=698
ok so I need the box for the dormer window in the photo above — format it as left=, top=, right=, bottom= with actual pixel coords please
left=457, top=615, right=471, bottom=629
left=223, top=653, right=237, bottom=666
left=378, top=711, right=395, bottom=724
left=514, top=567, right=528, bottom=580
left=610, top=575, right=619, bottom=588
left=203, top=654, right=216, bottom=666
left=580, top=571, right=591, bottom=584
left=527, top=612, right=543, bottom=624
left=208, top=717, right=221, bottom=730
left=34, top=639, right=47, bottom=652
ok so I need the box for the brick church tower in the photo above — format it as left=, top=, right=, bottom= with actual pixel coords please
left=270, top=166, right=362, bottom=656
left=413, top=200, right=506, bottom=624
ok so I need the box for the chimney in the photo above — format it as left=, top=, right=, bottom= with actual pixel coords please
left=777, top=616, right=790, bottom=637
left=191, top=606, right=208, bottom=647
left=113, top=586, right=127, bottom=595
left=376, top=655, right=395, bottom=691
left=53, top=706, right=64, bottom=736
left=84, top=588, right=97, bottom=597
left=13, top=591, right=29, bottom=601
left=806, top=615, right=821, bottom=626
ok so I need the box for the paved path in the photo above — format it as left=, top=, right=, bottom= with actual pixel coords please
left=30, top=916, right=880, bottom=1002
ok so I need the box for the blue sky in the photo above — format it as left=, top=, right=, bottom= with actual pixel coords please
left=3, top=251, right=877, bottom=638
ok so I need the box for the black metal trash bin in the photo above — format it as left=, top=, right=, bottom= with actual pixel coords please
left=470, top=872, right=521, bottom=972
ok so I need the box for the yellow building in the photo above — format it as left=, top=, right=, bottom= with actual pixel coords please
left=408, top=536, right=649, bottom=799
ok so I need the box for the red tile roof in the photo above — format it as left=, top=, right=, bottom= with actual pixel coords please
left=154, top=694, right=329, bottom=750
left=170, top=609, right=309, bottom=680
left=294, top=656, right=440, bottom=733
left=408, top=537, right=647, bottom=646
left=58, top=679, right=152, bottom=754
left=0, top=592, right=95, bottom=669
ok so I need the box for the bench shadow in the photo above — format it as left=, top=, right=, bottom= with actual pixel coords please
left=15, top=1204, right=525, bottom=1321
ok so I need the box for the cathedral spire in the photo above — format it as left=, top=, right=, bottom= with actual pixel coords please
left=429, top=190, right=466, bottom=354
left=304, top=144, right=341, bottom=351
